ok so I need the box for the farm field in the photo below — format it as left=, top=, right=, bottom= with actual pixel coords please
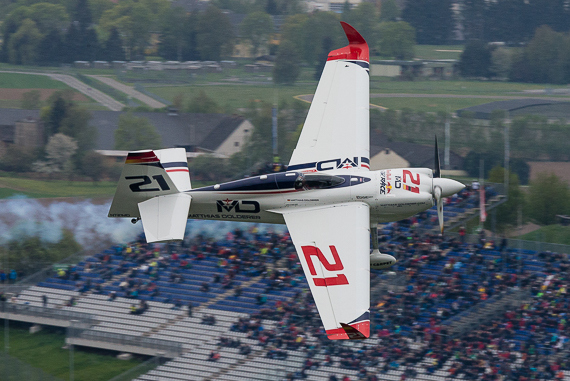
left=0, top=72, right=100, bottom=109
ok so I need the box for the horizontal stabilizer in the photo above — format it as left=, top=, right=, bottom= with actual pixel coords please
left=138, top=193, right=191, bottom=243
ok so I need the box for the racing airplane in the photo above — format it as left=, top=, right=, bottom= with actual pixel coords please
left=109, top=22, right=464, bottom=340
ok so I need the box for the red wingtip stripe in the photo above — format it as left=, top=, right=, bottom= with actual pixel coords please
left=326, top=321, right=370, bottom=340
left=166, top=169, right=190, bottom=173
left=327, top=22, right=369, bottom=62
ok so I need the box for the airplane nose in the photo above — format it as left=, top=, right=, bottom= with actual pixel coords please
left=432, top=178, right=465, bottom=198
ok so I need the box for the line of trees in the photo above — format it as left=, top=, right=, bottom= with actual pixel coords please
left=459, top=26, right=570, bottom=84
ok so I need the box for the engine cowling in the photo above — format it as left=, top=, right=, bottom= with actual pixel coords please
left=370, top=250, right=396, bottom=269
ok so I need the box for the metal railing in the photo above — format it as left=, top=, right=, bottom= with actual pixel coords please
left=68, top=328, right=183, bottom=356
left=0, top=302, right=96, bottom=326
left=448, top=233, right=570, bottom=255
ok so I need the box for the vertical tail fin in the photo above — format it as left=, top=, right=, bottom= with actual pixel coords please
left=108, top=148, right=192, bottom=243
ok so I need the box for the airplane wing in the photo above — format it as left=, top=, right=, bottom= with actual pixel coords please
left=281, top=202, right=370, bottom=339
left=288, top=22, right=370, bottom=173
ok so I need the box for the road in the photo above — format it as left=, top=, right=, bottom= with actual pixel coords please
left=88, top=75, right=167, bottom=109
left=48, top=73, right=125, bottom=111
left=0, top=70, right=125, bottom=111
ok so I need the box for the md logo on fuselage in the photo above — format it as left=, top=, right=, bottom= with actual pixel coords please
left=216, top=199, right=260, bottom=213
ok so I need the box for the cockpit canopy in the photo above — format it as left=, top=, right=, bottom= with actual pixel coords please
left=294, top=173, right=345, bottom=190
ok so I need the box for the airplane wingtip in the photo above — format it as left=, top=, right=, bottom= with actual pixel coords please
left=340, top=22, right=367, bottom=45
left=327, top=22, right=369, bottom=62
left=326, top=321, right=370, bottom=340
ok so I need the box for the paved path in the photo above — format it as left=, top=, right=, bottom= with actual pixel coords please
left=88, top=75, right=167, bottom=109
left=0, top=70, right=125, bottom=111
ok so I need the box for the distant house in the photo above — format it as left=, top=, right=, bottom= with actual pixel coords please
left=0, top=109, right=253, bottom=162
left=370, top=131, right=465, bottom=175
left=370, top=60, right=456, bottom=79
left=0, top=109, right=44, bottom=157
left=89, top=111, right=254, bottom=158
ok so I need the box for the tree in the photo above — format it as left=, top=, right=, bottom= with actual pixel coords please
left=402, top=0, right=453, bottom=45
left=21, top=90, right=41, bottom=109
left=7, top=18, right=42, bottom=65
left=37, top=28, right=64, bottom=66
left=26, top=2, right=69, bottom=35
left=189, top=154, right=232, bottom=182
left=378, top=21, right=416, bottom=60
left=300, top=11, right=343, bottom=65
left=458, top=40, right=492, bottom=78
left=527, top=173, right=570, bottom=225
left=0, top=145, right=36, bottom=172
left=98, top=0, right=156, bottom=60
left=273, top=40, right=300, bottom=85
left=379, top=0, right=400, bottom=22
left=102, top=27, right=125, bottom=61
left=114, top=112, right=162, bottom=151
left=43, top=92, right=71, bottom=136
left=240, top=11, right=274, bottom=57
left=488, top=167, right=525, bottom=231
left=58, top=105, right=97, bottom=169
left=461, top=0, right=486, bottom=41
left=2, top=230, right=81, bottom=276
left=196, top=6, right=234, bottom=61
left=516, top=26, right=570, bottom=84
left=490, top=47, right=512, bottom=79
left=81, top=150, right=106, bottom=182
left=35, top=133, right=78, bottom=177
left=484, top=0, right=529, bottom=43
left=157, top=7, right=187, bottom=60
left=314, top=36, right=333, bottom=80
left=186, top=90, right=220, bottom=114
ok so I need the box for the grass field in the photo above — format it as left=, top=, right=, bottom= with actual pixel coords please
left=0, top=73, right=69, bottom=89
left=150, top=83, right=316, bottom=110
left=0, top=176, right=117, bottom=199
left=369, top=79, right=569, bottom=95
left=518, top=225, right=570, bottom=245
left=0, top=324, right=145, bottom=381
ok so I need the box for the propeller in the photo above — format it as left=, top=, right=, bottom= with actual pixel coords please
left=433, top=136, right=444, bottom=234
left=434, top=135, right=441, bottom=179
left=431, top=137, right=465, bottom=234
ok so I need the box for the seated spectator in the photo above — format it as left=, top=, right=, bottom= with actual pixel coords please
left=200, top=282, right=210, bottom=292
left=201, top=315, right=216, bottom=325
left=208, top=350, right=220, bottom=361
left=108, top=291, right=117, bottom=301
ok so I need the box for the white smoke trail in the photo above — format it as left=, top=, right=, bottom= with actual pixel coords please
left=0, top=197, right=288, bottom=247
left=0, top=197, right=141, bottom=247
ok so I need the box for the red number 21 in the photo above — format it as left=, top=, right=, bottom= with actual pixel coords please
left=301, top=245, right=349, bottom=287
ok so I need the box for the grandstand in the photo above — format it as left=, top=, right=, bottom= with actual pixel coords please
left=2, top=184, right=570, bottom=380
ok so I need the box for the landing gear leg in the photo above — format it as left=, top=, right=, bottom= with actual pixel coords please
left=371, top=224, right=379, bottom=252
left=370, top=224, right=397, bottom=269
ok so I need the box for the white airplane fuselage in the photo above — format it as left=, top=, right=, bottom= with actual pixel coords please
left=185, top=168, right=436, bottom=225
